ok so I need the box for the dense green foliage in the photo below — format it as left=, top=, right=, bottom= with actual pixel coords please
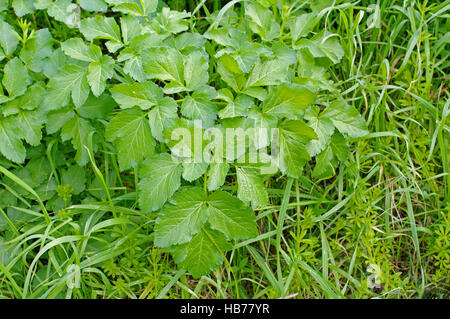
left=0, top=0, right=448, bottom=299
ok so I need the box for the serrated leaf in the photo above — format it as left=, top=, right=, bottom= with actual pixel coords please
left=207, top=162, right=229, bottom=191
left=278, top=120, right=316, bottom=178
left=236, top=167, right=269, bottom=209
left=321, top=100, right=369, bottom=138
left=12, top=110, right=45, bottom=146
left=44, top=64, right=90, bottom=109
left=155, top=187, right=209, bottom=247
left=0, top=20, right=19, bottom=56
left=2, top=57, right=29, bottom=98
left=12, top=0, right=34, bottom=17
left=138, top=153, right=182, bottom=212
left=78, top=0, right=107, bottom=12
left=0, top=117, right=26, bottom=163
left=245, top=2, right=280, bottom=41
left=80, top=16, right=122, bottom=43
left=184, top=51, right=209, bottom=91
left=106, top=108, right=155, bottom=171
left=246, top=58, right=289, bottom=88
left=61, top=38, right=99, bottom=62
left=207, top=190, right=258, bottom=240
left=142, top=47, right=184, bottom=90
left=110, top=81, right=163, bottom=110
left=148, top=97, right=178, bottom=142
left=171, top=227, right=231, bottom=279
left=181, top=88, right=218, bottom=128
left=87, top=55, right=115, bottom=96
left=262, top=83, right=316, bottom=116
left=182, top=161, right=208, bottom=182
left=61, top=115, right=94, bottom=166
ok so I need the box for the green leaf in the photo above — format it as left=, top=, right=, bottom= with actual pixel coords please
left=0, top=20, right=19, bottom=56
left=47, top=0, right=81, bottom=28
left=148, top=97, right=178, bottom=142
left=2, top=57, right=29, bottom=98
left=262, top=83, right=316, bottom=116
left=60, top=115, right=94, bottom=166
left=61, top=38, right=99, bottom=62
left=155, top=187, right=209, bottom=247
left=19, top=29, right=53, bottom=73
left=0, top=117, right=26, bottom=163
left=12, top=0, right=35, bottom=17
left=87, top=55, right=115, bottom=96
left=207, top=190, right=258, bottom=240
left=184, top=51, right=209, bottom=91
left=106, top=108, right=155, bottom=171
left=246, top=58, right=289, bottom=88
left=110, top=81, right=163, bottom=110
left=109, top=0, right=157, bottom=17
left=216, top=54, right=246, bottom=92
left=182, top=161, right=208, bottom=182
left=62, top=165, right=86, bottom=195
left=245, top=2, right=280, bottom=41
left=278, top=120, right=316, bottom=178
left=321, top=100, right=369, bottom=138
left=142, top=47, right=185, bottom=91
left=207, top=162, right=229, bottom=191
left=312, top=145, right=334, bottom=179
left=44, top=64, right=90, bottom=109
left=138, top=153, right=182, bottom=212
left=78, top=93, right=116, bottom=120
left=80, top=16, right=122, bottom=43
left=171, top=227, right=231, bottom=279
left=12, top=110, right=45, bottom=146
left=181, top=87, right=218, bottom=128
left=236, top=167, right=269, bottom=209
left=288, top=13, right=315, bottom=42
left=219, top=94, right=253, bottom=119
left=78, top=0, right=107, bottom=12
left=153, top=7, right=191, bottom=34
left=305, top=106, right=335, bottom=157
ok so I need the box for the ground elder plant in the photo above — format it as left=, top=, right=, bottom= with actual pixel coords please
left=0, top=0, right=447, bottom=299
